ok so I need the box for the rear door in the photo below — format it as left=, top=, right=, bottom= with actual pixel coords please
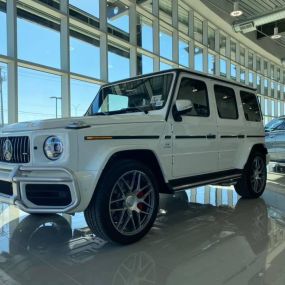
left=213, top=84, right=244, bottom=171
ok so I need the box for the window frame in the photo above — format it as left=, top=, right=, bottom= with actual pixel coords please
left=214, top=84, right=239, bottom=120
left=275, top=121, right=285, bottom=131
left=176, top=76, right=210, bottom=118
left=240, top=90, right=262, bottom=122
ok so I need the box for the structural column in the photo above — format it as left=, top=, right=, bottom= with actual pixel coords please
left=153, top=0, right=160, bottom=72
left=60, top=0, right=70, bottom=118
left=129, top=1, right=137, bottom=77
left=7, top=0, right=18, bottom=123
left=172, top=0, right=179, bottom=66
left=100, top=0, right=108, bottom=81
left=214, top=30, right=220, bottom=76
left=189, top=10, right=194, bottom=70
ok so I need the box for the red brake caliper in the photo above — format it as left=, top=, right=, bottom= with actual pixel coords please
left=137, top=191, right=145, bottom=211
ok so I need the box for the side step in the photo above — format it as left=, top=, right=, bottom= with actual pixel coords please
left=168, top=170, right=242, bottom=191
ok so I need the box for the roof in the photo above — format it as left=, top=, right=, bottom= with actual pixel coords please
left=104, top=68, right=257, bottom=92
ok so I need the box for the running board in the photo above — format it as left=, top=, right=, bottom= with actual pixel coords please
left=168, top=170, right=242, bottom=191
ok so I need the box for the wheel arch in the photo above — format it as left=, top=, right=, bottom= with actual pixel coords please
left=237, top=143, right=268, bottom=170
left=97, top=149, right=172, bottom=194
left=250, top=143, right=268, bottom=157
left=242, top=143, right=268, bottom=168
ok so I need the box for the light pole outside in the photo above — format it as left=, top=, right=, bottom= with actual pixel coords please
left=50, top=96, right=62, bottom=118
left=0, top=68, right=5, bottom=127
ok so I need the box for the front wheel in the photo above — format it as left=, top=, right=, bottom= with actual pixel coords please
left=235, top=152, right=267, bottom=198
left=84, top=160, right=159, bottom=245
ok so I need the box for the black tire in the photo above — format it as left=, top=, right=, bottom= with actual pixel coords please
left=84, top=159, right=159, bottom=245
left=10, top=214, right=72, bottom=255
left=235, top=151, right=267, bottom=198
left=233, top=198, right=268, bottom=254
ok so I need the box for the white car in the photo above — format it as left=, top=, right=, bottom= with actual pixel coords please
left=0, top=69, right=269, bottom=244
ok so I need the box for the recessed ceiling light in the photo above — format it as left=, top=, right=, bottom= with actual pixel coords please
left=113, top=6, right=119, bottom=15
left=271, top=26, right=282, bottom=39
left=230, top=1, right=243, bottom=17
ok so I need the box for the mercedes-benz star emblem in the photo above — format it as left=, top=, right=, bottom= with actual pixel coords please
left=3, top=139, right=13, bottom=161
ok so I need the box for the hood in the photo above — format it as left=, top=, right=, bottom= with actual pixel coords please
left=1, top=114, right=165, bottom=133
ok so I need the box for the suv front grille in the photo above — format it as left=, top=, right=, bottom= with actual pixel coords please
left=0, top=136, right=30, bottom=163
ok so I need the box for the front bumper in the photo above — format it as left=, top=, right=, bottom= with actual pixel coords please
left=0, top=165, right=81, bottom=213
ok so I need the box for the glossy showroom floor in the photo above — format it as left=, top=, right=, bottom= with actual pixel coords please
left=1, top=171, right=285, bottom=285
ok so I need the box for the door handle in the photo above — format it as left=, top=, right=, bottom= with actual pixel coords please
left=207, top=134, right=216, bottom=139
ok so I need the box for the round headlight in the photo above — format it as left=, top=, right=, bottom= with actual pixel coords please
left=44, top=136, right=64, bottom=160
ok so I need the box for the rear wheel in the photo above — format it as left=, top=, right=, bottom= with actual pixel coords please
left=235, top=152, right=267, bottom=198
left=84, top=160, right=159, bottom=244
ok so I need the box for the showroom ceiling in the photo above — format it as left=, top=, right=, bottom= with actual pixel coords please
left=201, top=0, right=285, bottom=60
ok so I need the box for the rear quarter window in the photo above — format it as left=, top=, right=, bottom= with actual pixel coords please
left=240, top=91, right=262, bottom=122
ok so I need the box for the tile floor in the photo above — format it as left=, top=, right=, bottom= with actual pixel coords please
left=0, top=172, right=285, bottom=285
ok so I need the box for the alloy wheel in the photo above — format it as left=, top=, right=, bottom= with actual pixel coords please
left=109, top=170, right=155, bottom=236
left=250, top=156, right=266, bottom=193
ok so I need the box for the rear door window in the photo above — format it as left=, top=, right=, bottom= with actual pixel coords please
left=214, top=85, right=238, bottom=119
left=240, top=91, right=262, bottom=122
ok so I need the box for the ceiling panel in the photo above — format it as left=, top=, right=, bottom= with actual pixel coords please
left=200, top=0, right=285, bottom=58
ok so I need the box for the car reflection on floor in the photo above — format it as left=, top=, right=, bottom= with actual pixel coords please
left=0, top=185, right=284, bottom=285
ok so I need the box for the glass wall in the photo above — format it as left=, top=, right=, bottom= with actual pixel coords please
left=108, top=44, right=130, bottom=82
left=240, top=46, right=245, bottom=66
left=208, top=53, right=215, bottom=75
left=17, top=13, right=60, bottom=68
left=194, top=47, right=203, bottom=72
left=208, top=26, right=215, bottom=51
left=178, top=4, right=189, bottom=35
left=69, top=0, right=99, bottom=18
left=231, top=64, right=236, bottom=80
left=0, top=2, right=7, bottom=56
left=220, top=58, right=227, bottom=77
left=137, top=15, right=153, bottom=52
left=159, top=0, right=172, bottom=24
left=194, top=17, right=203, bottom=43
left=220, top=34, right=226, bottom=56
left=179, top=38, right=189, bottom=67
left=107, top=1, right=129, bottom=40
left=240, top=69, right=245, bottom=83
left=160, top=61, right=173, bottom=71
left=160, top=28, right=173, bottom=60
left=70, top=31, right=100, bottom=78
left=18, top=68, right=61, bottom=122
left=0, top=0, right=284, bottom=124
left=137, top=54, right=153, bottom=75
left=71, top=79, right=100, bottom=116
left=0, top=63, right=8, bottom=125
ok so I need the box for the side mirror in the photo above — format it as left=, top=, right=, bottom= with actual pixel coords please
left=176, top=99, right=193, bottom=114
left=172, top=99, right=193, bottom=122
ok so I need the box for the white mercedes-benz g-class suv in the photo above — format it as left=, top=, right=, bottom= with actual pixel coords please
left=0, top=69, right=268, bottom=244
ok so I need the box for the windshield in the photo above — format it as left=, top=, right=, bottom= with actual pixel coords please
left=265, top=118, right=285, bottom=132
left=85, top=73, right=173, bottom=116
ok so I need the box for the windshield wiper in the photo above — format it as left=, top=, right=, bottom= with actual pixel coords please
left=93, top=108, right=149, bottom=116
left=91, top=112, right=108, bottom=116
left=119, top=107, right=149, bottom=114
